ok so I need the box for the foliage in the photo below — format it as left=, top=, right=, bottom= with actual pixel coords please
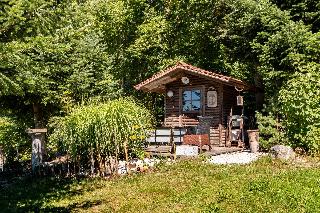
left=256, top=112, right=287, bottom=150
left=2, top=159, right=320, bottom=212
left=49, top=98, right=154, bottom=173
left=0, top=0, right=121, bottom=117
left=0, top=72, right=21, bottom=96
left=279, top=66, right=320, bottom=153
left=1, top=0, right=320, bottom=156
left=271, top=0, right=320, bottom=32
left=0, top=112, right=31, bottom=164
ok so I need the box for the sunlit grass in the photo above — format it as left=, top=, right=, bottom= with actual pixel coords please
left=1, top=157, right=320, bottom=212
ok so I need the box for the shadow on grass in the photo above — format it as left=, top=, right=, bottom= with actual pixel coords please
left=0, top=176, right=99, bottom=212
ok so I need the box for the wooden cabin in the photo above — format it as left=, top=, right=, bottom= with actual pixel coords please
left=135, top=62, right=251, bottom=148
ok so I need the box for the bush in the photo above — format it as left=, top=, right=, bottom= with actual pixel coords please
left=279, top=68, right=320, bottom=153
left=304, top=126, right=320, bottom=154
left=49, top=98, right=154, bottom=174
left=0, top=113, right=31, bottom=168
left=256, top=112, right=287, bottom=150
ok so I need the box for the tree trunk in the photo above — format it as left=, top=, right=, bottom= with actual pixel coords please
left=33, top=103, right=44, bottom=128
left=32, top=103, right=46, bottom=159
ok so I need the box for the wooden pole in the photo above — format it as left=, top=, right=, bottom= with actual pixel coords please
left=226, top=108, right=233, bottom=147
left=124, top=140, right=129, bottom=162
left=170, top=127, right=175, bottom=160
left=199, top=134, right=202, bottom=154
left=124, top=140, right=129, bottom=174
left=90, top=147, right=94, bottom=176
left=218, top=124, right=223, bottom=147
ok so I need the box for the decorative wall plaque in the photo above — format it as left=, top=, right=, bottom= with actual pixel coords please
left=207, top=90, right=217, bottom=107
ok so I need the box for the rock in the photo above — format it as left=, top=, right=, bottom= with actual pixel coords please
left=117, top=161, right=127, bottom=175
left=270, top=145, right=295, bottom=160
left=144, top=158, right=155, bottom=167
left=136, top=160, right=144, bottom=172
left=117, top=157, right=162, bottom=175
left=127, top=160, right=138, bottom=173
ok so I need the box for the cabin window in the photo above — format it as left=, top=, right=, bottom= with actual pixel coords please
left=182, top=89, right=201, bottom=112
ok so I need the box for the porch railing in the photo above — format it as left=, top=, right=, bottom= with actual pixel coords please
left=164, top=115, right=199, bottom=127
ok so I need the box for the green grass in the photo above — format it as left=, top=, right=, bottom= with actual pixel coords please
left=1, top=157, right=320, bottom=212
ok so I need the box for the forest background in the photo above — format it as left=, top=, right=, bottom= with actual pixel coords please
left=0, top=0, right=319, bottom=167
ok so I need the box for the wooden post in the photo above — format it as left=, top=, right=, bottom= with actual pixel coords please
left=226, top=108, right=232, bottom=147
left=124, top=140, right=130, bottom=175
left=199, top=134, right=202, bottom=154
left=170, top=128, right=175, bottom=160
left=219, top=85, right=224, bottom=125
left=124, top=140, right=129, bottom=162
left=240, top=116, right=244, bottom=148
left=90, top=147, right=94, bottom=175
left=218, top=124, right=223, bottom=147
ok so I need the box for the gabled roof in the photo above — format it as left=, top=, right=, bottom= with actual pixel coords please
left=134, top=62, right=250, bottom=93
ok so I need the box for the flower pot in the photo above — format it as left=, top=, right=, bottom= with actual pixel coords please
left=247, top=130, right=259, bottom=153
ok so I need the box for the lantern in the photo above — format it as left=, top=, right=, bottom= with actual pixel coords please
left=237, top=95, right=243, bottom=106
left=167, top=90, right=174, bottom=98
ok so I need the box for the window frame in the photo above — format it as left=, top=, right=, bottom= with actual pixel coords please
left=181, top=87, right=202, bottom=113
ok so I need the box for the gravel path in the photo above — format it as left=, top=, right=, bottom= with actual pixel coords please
left=207, top=150, right=266, bottom=165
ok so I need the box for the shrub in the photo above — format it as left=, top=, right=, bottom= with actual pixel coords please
left=256, top=112, right=287, bottom=150
left=49, top=98, right=154, bottom=174
left=304, top=126, right=320, bottom=154
left=0, top=113, right=31, bottom=168
left=279, top=68, right=320, bottom=153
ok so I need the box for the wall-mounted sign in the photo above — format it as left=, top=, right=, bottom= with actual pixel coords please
left=207, top=90, right=217, bottom=107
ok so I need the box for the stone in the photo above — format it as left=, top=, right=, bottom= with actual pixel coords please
left=117, top=161, right=127, bottom=175
left=136, top=160, right=144, bottom=172
left=270, top=145, right=295, bottom=160
left=127, top=160, right=138, bottom=173
left=144, top=158, right=155, bottom=167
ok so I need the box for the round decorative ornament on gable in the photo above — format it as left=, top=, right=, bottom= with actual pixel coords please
left=181, top=77, right=189, bottom=84
left=167, top=90, right=174, bottom=98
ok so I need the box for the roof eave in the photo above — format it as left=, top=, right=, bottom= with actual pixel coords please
left=134, top=62, right=252, bottom=92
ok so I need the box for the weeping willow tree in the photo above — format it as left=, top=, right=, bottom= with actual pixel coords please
left=49, top=98, right=154, bottom=175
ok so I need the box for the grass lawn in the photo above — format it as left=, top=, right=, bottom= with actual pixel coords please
left=1, top=157, right=320, bottom=212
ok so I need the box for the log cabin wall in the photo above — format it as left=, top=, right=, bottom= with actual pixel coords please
left=165, top=73, right=224, bottom=127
